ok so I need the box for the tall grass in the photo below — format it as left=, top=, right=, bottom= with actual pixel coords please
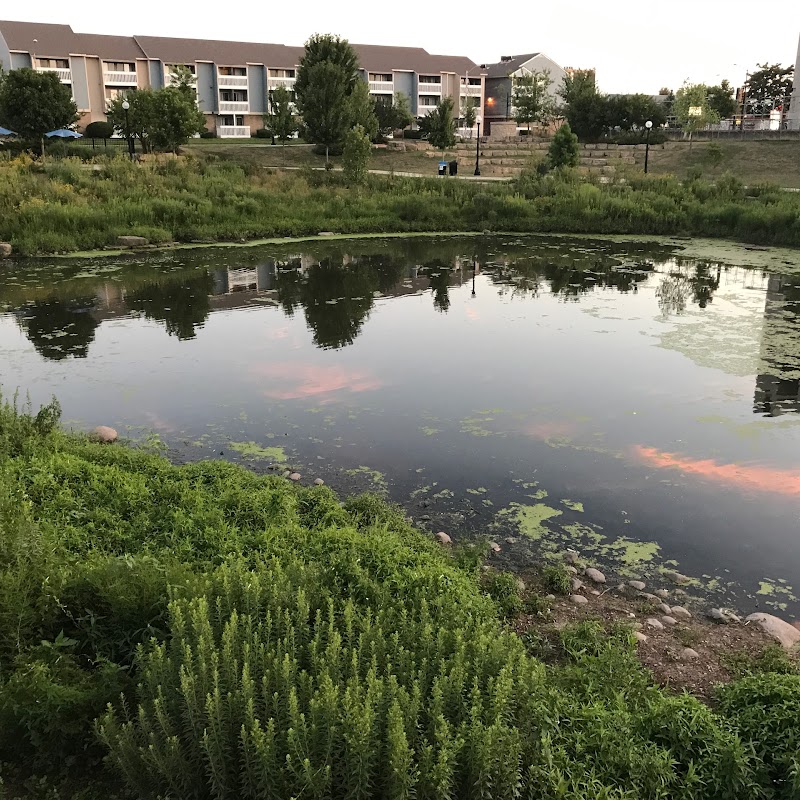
left=1, top=154, right=800, bottom=255
left=0, top=393, right=799, bottom=798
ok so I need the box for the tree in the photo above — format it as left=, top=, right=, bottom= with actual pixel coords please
left=374, top=92, right=413, bottom=136
left=548, top=121, right=579, bottom=169
left=296, top=60, right=350, bottom=163
left=746, top=63, right=794, bottom=115
left=295, top=34, right=362, bottom=162
left=168, top=65, right=198, bottom=102
left=707, top=80, right=736, bottom=119
left=606, top=94, right=666, bottom=131
left=347, top=79, right=378, bottom=141
left=0, top=68, right=78, bottom=154
left=266, top=85, right=297, bottom=161
left=107, top=88, right=205, bottom=154
left=148, top=88, right=206, bottom=153
left=559, top=71, right=607, bottom=141
left=107, top=91, right=156, bottom=153
left=512, top=70, right=554, bottom=131
left=418, top=96, right=456, bottom=154
left=342, top=124, right=372, bottom=184
left=85, top=120, right=114, bottom=140
left=673, top=83, right=719, bottom=144
left=464, top=102, right=477, bottom=137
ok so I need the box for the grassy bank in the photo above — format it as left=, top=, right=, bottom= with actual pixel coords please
left=1, top=154, right=800, bottom=256
left=1, top=395, right=800, bottom=799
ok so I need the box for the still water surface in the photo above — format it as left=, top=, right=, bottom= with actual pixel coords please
left=3, top=235, right=800, bottom=612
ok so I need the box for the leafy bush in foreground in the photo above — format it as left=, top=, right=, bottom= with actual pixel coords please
left=0, top=393, right=793, bottom=798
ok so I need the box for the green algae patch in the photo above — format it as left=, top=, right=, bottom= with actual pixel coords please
left=420, top=426, right=440, bottom=437
left=599, top=538, right=661, bottom=572
left=561, top=499, right=584, bottom=512
left=460, top=417, right=496, bottom=437
left=229, top=441, right=287, bottom=462
left=497, top=503, right=563, bottom=540
left=466, top=487, right=488, bottom=495
left=346, top=465, right=388, bottom=490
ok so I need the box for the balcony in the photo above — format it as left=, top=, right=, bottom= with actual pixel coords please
left=217, top=125, right=250, bottom=138
left=218, top=74, right=249, bottom=88
left=463, top=84, right=482, bottom=96
left=369, top=81, right=393, bottom=93
left=418, top=82, right=441, bottom=94
left=268, top=77, right=295, bottom=90
left=219, top=101, right=249, bottom=114
left=104, top=71, right=138, bottom=86
left=36, top=66, right=71, bottom=83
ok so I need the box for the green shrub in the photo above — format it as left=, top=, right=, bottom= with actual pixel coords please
left=542, top=564, right=572, bottom=595
left=717, top=673, right=800, bottom=795
left=548, top=122, right=580, bottom=169
left=484, top=570, right=522, bottom=617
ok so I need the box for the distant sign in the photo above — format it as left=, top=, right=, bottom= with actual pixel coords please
left=688, top=106, right=703, bottom=117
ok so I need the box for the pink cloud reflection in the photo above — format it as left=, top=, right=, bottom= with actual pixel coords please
left=251, top=363, right=382, bottom=402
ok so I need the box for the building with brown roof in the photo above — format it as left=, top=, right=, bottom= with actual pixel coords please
left=0, top=20, right=487, bottom=137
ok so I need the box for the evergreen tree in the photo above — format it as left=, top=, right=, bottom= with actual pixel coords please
left=342, top=124, right=372, bottom=184
left=419, top=96, right=456, bottom=155
left=548, top=121, right=580, bottom=169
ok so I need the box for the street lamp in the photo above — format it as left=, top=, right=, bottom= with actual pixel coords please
left=474, top=114, right=482, bottom=176
left=121, top=100, right=134, bottom=161
left=644, top=119, right=653, bottom=174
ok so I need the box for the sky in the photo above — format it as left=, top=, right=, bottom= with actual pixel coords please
left=5, top=0, right=799, bottom=94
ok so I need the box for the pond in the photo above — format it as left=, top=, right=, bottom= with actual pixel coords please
left=3, top=234, right=800, bottom=614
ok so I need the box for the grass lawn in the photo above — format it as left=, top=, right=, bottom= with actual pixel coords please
left=647, top=139, right=800, bottom=188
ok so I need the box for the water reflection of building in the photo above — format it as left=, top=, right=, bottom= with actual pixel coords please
left=754, top=274, right=800, bottom=416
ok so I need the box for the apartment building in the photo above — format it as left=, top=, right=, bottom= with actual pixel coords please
left=0, top=21, right=486, bottom=137
left=481, top=53, right=566, bottom=133
left=788, top=34, right=800, bottom=131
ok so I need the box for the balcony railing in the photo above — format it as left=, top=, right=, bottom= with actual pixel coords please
left=369, top=81, right=393, bottom=93
left=104, top=71, right=138, bottom=86
left=418, top=82, right=442, bottom=93
left=217, top=125, right=251, bottom=138
left=36, top=66, right=71, bottom=83
left=218, top=74, right=249, bottom=88
left=219, top=101, right=249, bottom=114
left=268, top=77, right=295, bottom=90
left=462, top=84, right=482, bottom=96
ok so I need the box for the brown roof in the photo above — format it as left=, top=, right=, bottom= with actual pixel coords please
left=0, top=21, right=479, bottom=74
left=0, top=20, right=78, bottom=57
left=484, top=53, right=541, bottom=79
left=352, top=43, right=478, bottom=75
left=72, top=34, right=145, bottom=61
left=133, top=35, right=302, bottom=67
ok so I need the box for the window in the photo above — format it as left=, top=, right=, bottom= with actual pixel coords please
left=219, top=66, right=247, bottom=76
left=419, top=95, right=439, bottom=106
left=219, top=115, right=245, bottom=126
left=37, top=58, right=69, bottom=69
left=268, top=68, right=295, bottom=79
left=220, top=90, right=248, bottom=102
left=104, top=62, right=135, bottom=72
left=418, top=75, right=441, bottom=84
left=369, top=73, right=392, bottom=82
left=468, top=77, right=481, bottom=86
left=105, top=87, right=137, bottom=101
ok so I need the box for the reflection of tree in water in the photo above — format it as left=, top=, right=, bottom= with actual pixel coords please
left=656, top=263, right=722, bottom=316
left=17, top=298, right=99, bottom=360
left=419, top=260, right=453, bottom=313
left=127, top=272, right=214, bottom=340
left=274, top=258, right=378, bottom=349
left=272, top=258, right=304, bottom=317
left=487, top=253, right=653, bottom=300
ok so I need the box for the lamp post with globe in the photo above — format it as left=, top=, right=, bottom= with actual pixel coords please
left=644, top=119, right=653, bottom=174
left=122, top=100, right=134, bottom=161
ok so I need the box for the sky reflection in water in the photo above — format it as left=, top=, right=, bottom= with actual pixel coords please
left=2, top=235, right=800, bottom=612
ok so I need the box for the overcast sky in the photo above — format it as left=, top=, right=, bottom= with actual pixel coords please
left=7, top=1, right=800, bottom=94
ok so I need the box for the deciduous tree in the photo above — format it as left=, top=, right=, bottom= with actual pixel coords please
left=746, top=63, right=794, bottom=115
left=418, top=96, right=456, bottom=154
left=673, top=83, right=720, bottom=144
left=0, top=67, right=78, bottom=154
left=107, top=91, right=155, bottom=152
left=342, top=123, right=372, bottom=184
left=347, top=79, right=378, bottom=141
left=707, top=80, right=736, bottom=119
left=512, top=70, right=554, bottom=132
left=148, top=88, right=206, bottom=153
left=296, top=60, right=350, bottom=163
left=374, top=92, right=413, bottom=136
left=267, top=85, right=297, bottom=161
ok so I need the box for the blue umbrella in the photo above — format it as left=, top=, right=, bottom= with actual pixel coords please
left=0, top=126, right=16, bottom=136
left=45, top=129, right=83, bottom=139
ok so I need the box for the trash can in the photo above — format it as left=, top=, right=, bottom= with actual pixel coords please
left=449, top=160, right=458, bottom=176
left=438, top=161, right=447, bottom=176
